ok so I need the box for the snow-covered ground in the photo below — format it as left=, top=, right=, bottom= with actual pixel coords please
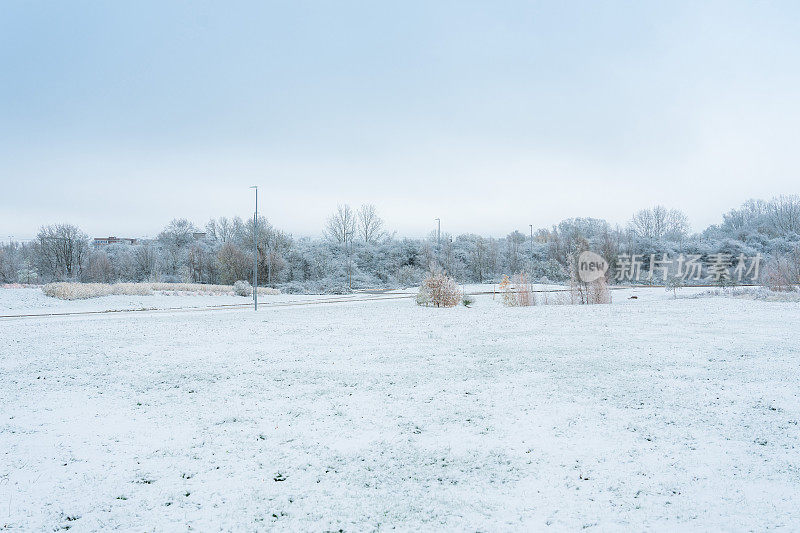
left=0, top=284, right=712, bottom=316
left=0, top=287, right=339, bottom=315
left=1, top=287, right=798, bottom=530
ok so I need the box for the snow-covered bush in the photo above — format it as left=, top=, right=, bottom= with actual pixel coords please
left=279, top=281, right=307, bottom=294
left=233, top=280, right=252, bottom=297
left=417, top=268, right=461, bottom=308
left=692, top=286, right=800, bottom=302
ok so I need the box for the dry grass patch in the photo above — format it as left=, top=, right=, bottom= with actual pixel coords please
left=42, top=282, right=279, bottom=300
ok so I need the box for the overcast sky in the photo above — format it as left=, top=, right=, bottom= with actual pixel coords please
left=1, top=1, right=799, bottom=241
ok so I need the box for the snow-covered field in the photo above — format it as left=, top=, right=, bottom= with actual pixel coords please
left=1, top=287, right=799, bottom=530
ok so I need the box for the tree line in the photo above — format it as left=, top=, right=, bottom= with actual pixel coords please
left=1, top=196, right=799, bottom=292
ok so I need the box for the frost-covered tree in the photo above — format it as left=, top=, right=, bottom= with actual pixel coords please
left=217, top=242, right=251, bottom=285
left=156, top=219, right=199, bottom=281
left=0, top=241, right=30, bottom=283
left=357, top=204, right=385, bottom=244
left=325, top=204, right=357, bottom=244
left=769, top=195, right=800, bottom=235
left=158, top=218, right=199, bottom=249
left=36, top=224, right=89, bottom=280
left=133, top=244, right=157, bottom=281
left=628, top=206, right=689, bottom=241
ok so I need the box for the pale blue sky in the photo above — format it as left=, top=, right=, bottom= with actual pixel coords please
left=1, top=1, right=799, bottom=240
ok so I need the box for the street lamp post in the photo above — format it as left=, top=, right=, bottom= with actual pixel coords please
left=250, top=186, right=258, bottom=311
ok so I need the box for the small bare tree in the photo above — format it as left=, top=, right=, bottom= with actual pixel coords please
left=357, top=204, right=385, bottom=244
left=325, top=204, right=357, bottom=244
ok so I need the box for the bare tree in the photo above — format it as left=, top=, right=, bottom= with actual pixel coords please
left=769, top=194, right=800, bottom=235
left=505, top=231, right=526, bottom=273
left=158, top=218, right=198, bottom=249
left=156, top=219, right=199, bottom=279
left=468, top=235, right=489, bottom=282
left=241, top=215, right=291, bottom=285
left=133, top=244, right=156, bottom=281
left=0, top=241, right=25, bottom=283
left=36, top=224, right=89, bottom=280
left=325, top=204, right=357, bottom=244
left=206, top=217, right=236, bottom=243
left=723, top=198, right=770, bottom=233
left=86, top=249, right=113, bottom=282
left=217, top=242, right=251, bottom=284
left=628, top=206, right=689, bottom=240
left=357, top=204, right=385, bottom=244
left=261, top=226, right=291, bottom=285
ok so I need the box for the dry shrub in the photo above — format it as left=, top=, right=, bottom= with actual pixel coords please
left=43, top=283, right=117, bottom=300
left=536, top=290, right=571, bottom=306
left=112, top=283, right=154, bottom=296
left=763, top=256, right=799, bottom=292
left=587, top=277, right=611, bottom=304
left=498, top=275, right=515, bottom=306
left=417, top=267, right=461, bottom=307
left=499, top=273, right=536, bottom=307
left=569, top=276, right=611, bottom=304
left=515, top=272, right=535, bottom=306
left=256, top=287, right=281, bottom=295
left=569, top=270, right=611, bottom=304
left=42, top=282, right=280, bottom=300
left=2, top=283, right=36, bottom=289
left=564, top=252, right=611, bottom=305
left=149, top=283, right=279, bottom=295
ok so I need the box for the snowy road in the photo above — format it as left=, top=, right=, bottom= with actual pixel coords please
left=1, top=289, right=799, bottom=530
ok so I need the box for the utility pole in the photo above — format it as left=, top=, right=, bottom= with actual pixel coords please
left=250, top=186, right=258, bottom=311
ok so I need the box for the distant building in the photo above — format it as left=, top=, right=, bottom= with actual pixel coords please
left=93, top=236, right=138, bottom=246
left=192, top=232, right=207, bottom=240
